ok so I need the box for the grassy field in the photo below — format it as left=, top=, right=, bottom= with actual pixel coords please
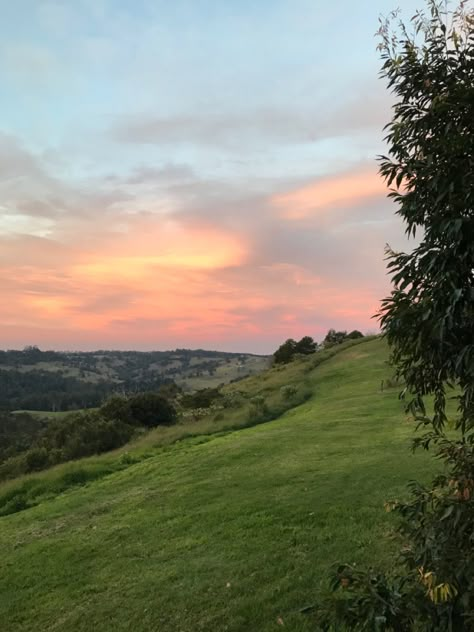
left=0, top=339, right=437, bottom=631
left=177, top=354, right=269, bottom=390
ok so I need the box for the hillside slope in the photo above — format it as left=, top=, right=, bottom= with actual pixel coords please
left=0, top=339, right=433, bottom=632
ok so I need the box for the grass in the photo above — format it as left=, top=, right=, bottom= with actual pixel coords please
left=13, top=409, right=90, bottom=420
left=0, top=338, right=437, bottom=631
left=178, top=354, right=270, bottom=390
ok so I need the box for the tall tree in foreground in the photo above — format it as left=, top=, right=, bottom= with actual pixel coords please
left=314, top=1, right=474, bottom=630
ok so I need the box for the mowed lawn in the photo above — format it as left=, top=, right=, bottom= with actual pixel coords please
left=0, top=339, right=434, bottom=632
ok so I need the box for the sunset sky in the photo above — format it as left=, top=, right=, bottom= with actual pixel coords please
left=1, top=0, right=421, bottom=353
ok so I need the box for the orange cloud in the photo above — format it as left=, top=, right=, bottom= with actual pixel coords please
left=0, top=182, right=391, bottom=351
left=74, top=221, right=246, bottom=281
left=271, top=169, right=385, bottom=219
left=9, top=221, right=249, bottom=338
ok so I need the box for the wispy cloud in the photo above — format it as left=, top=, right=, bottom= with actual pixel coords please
left=271, top=168, right=385, bottom=219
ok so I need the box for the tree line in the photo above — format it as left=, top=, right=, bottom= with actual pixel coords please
left=0, top=390, right=178, bottom=481
left=273, top=329, right=364, bottom=364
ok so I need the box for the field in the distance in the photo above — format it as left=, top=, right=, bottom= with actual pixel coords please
left=0, top=339, right=436, bottom=632
left=1, top=347, right=269, bottom=412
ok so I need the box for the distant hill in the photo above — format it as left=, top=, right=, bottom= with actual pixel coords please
left=0, top=346, right=269, bottom=411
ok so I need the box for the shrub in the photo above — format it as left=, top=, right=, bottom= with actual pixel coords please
left=99, top=394, right=133, bottom=424
left=247, top=396, right=269, bottom=422
left=181, top=388, right=221, bottom=409
left=128, top=392, right=177, bottom=427
left=346, top=330, right=364, bottom=340
left=280, top=385, right=297, bottom=400
left=221, top=391, right=243, bottom=408
left=43, top=411, right=135, bottom=460
left=24, top=447, right=50, bottom=472
left=323, top=329, right=348, bottom=346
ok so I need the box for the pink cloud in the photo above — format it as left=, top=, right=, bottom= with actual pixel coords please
left=0, top=138, right=397, bottom=352
left=271, top=168, right=385, bottom=219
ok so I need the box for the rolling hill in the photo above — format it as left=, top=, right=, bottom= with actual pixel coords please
left=0, top=347, right=269, bottom=411
left=0, top=338, right=435, bottom=631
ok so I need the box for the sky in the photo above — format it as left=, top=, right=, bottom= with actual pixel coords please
left=0, top=0, right=422, bottom=353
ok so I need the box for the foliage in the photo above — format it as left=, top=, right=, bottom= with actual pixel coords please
left=128, top=392, right=177, bottom=427
left=221, top=391, right=244, bottom=408
left=181, top=387, right=222, bottom=409
left=99, top=395, right=134, bottom=424
left=377, top=1, right=474, bottom=436
left=315, top=441, right=474, bottom=630
left=0, top=411, right=136, bottom=481
left=322, top=329, right=365, bottom=347
left=314, top=2, right=474, bottom=630
left=347, top=330, right=364, bottom=340
left=42, top=411, right=136, bottom=459
left=0, top=368, right=111, bottom=412
left=323, top=329, right=349, bottom=346
left=0, top=411, right=46, bottom=462
left=295, top=336, right=318, bottom=355
left=280, top=384, right=298, bottom=400
left=273, top=338, right=298, bottom=364
left=101, top=392, right=177, bottom=427
left=248, top=395, right=269, bottom=420
left=0, top=391, right=177, bottom=481
left=273, top=336, right=318, bottom=364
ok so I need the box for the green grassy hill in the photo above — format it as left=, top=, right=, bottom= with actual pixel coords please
left=0, top=339, right=435, bottom=632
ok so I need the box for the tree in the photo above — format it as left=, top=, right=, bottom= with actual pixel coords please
left=99, top=394, right=133, bottom=424
left=129, top=392, right=177, bottom=427
left=273, top=339, right=297, bottom=364
left=314, top=2, right=474, bottom=629
left=295, top=336, right=318, bottom=355
left=346, top=330, right=364, bottom=340
left=273, top=336, right=318, bottom=364
left=323, top=328, right=347, bottom=346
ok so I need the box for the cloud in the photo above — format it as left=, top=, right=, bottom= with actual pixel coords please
left=0, top=0, right=416, bottom=352
left=108, top=85, right=392, bottom=151
left=271, top=168, right=386, bottom=219
left=0, top=43, right=63, bottom=91
left=0, top=130, right=404, bottom=352
left=110, top=109, right=316, bottom=148
left=0, top=132, right=139, bottom=241
left=122, top=164, right=195, bottom=185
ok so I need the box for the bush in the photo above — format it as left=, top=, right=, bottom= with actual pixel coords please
left=247, top=395, right=269, bottom=422
left=181, top=388, right=221, bottom=409
left=323, top=329, right=348, bottom=346
left=43, top=411, right=135, bottom=460
left=24, top=447, right=50, bottom=472
left=347, top=330, right=364, bottom=340
left=222, top=391, right=243, bottom=408
left=280, top=385, right=297, bottom=400
left=129, top=392, right=177, bottom=427
left=99, top=395, right=133, bottom=424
